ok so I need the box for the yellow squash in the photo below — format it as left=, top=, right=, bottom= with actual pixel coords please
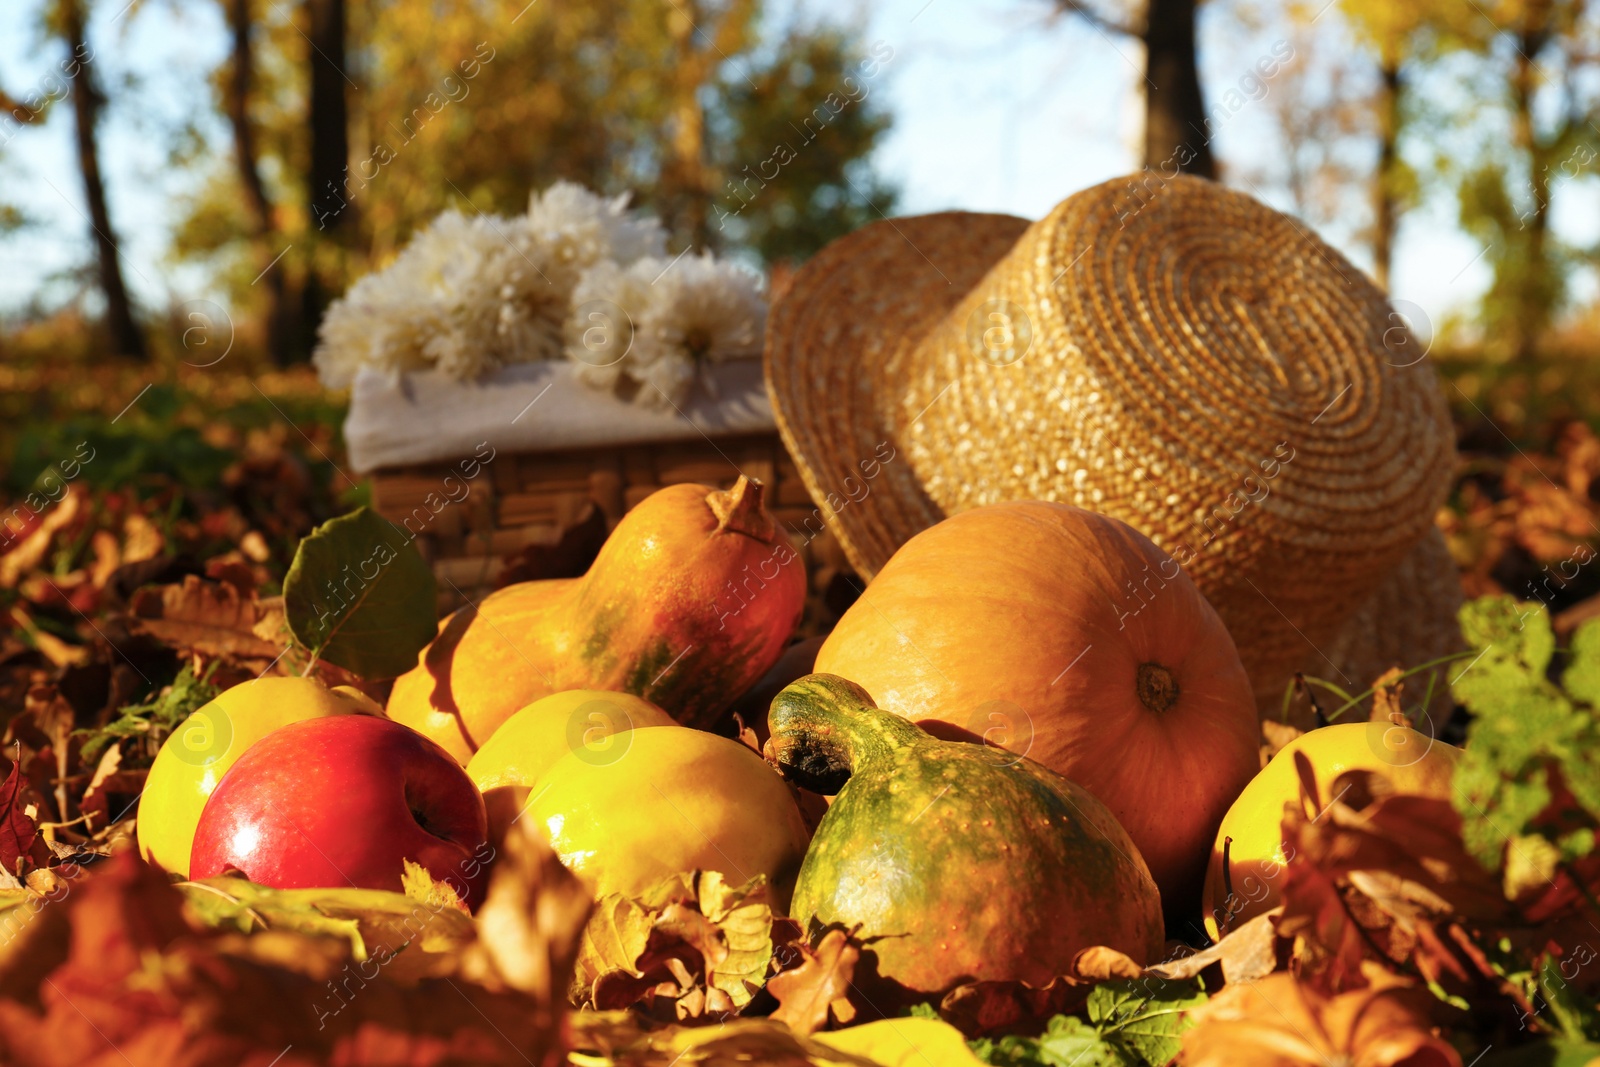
left=525, top=726, right=811, bottom=909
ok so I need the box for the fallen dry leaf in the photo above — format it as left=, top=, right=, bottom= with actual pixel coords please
left=0, top=491, right=80, bottom=589
left=937, top=974, right=1090, bottom=1039
left=1261, top=719, right=1304, bottom=761
left=571, top=870, right=776, bottom=1021
left=0, top=761, right=38, bottom=879
left=768, top=926, right=863, bottom=1035
left=469, top=819, right=591, bottom=1000
left=127, top=575, right=284, bottom=660
left=1072, top=945, right=1145, bottom=981
left=1369, top=668, right=1406, bottom=723
left=0, top=845, right=584, bottom=1067
left=1149, top=910, right=1285, bottom=986
left=1179, top=967, right=1461, bottom=1067
left=121, top=512, right=165, bottom=564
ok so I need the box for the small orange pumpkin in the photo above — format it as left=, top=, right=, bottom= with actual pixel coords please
left=388, top=477, right=806, bottom=763
left=813, top=501, right=1260, bottom=918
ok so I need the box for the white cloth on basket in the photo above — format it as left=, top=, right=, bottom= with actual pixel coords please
left=343, top=360, right=776, bottom=473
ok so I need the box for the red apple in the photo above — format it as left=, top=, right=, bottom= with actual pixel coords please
left=190, top=715, right=491, bottom=907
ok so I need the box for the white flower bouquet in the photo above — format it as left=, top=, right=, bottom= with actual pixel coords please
left=314, top=182, right=766, bottom=408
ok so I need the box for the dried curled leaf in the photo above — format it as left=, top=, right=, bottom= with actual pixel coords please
left=127, top=574, right=284, bottom=660
left=0, top=762, right=38, bottom=880
left=1180, top=969, right=1461, bottom=1067
left=571, top=869, right=772, bottom=1019
left=1148, top=910, right=1284, bottom=985
left=938, top=974, right=1090, bottom=1040
left=0, top=843, right=589, bottom=1066
left=768, top=926, right=862, bottom=1035
left=1268, top=753, right=1590, bottom=1012
left=470, top=819, right=592, bottom=999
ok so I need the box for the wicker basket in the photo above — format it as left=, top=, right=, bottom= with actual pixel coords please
left=368, top=431, right=855, bottom=629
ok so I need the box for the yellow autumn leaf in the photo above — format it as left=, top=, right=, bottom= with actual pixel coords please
left=814, top=1017, right=986, bottom=1067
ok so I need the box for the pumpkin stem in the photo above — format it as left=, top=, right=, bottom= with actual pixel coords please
left=1220, top=836, right=1235, bottom=936
left=1135, top=662, right=1180, bottom=713
left=766, top=673, right=922, bottom=795
left=709, top=476, right=777, bottom=544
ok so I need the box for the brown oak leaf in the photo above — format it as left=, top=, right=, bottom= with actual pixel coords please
left=1179, top=968, right=1461, bottom=1067
left=127, top=575, right=284, bottom=660
left=571, top=871, right=775, bottom=1021
left=767, top=926, right=862, bottom=1035
left=0, top=844, right=584, bottom=1067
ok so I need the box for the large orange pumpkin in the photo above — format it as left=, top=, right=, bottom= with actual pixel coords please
left=388, top=477, right=806, bottom=763
left=813, top=501, right=1260, bottom=919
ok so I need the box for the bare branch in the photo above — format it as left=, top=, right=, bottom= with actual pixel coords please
left=1051, top=0, right=1141, bottom=38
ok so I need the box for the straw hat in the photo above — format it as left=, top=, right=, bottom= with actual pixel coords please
left=765, top=174, right=1460, bottom=714
left=1312, top=526, right=1465, bottom=722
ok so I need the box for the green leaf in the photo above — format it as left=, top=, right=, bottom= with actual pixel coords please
left=1561, top=617, right=1600, bottom=707
left=1449, top=596, right=1600, bottom=871
left=282, top=506, right=437, bottom=679
left=1451, top=595, right=1557, bottom=714
left=1088, top=977, right=1209, bottom=1066
left=971, top=1015, right=1139, bottom=1067
left=1536, top=956, right=1600, bottom=1043
left=77, top=663, right=220, bottom=764
left=1480, top=1038, right=1600, bottom=1066
left=1459, top=595, right=1557, bottom=674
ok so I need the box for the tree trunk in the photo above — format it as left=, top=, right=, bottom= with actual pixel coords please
left=224, top=0, right=291, bottom=363
left=1510, top=15, right=1551, bottom=364
left=62, top=0, right=147, bottom=360
left=1371, top=59, right=1401, bottom=291
left=301, top=0, right=350, bottom=364
left=667, top=2, right=710, bottom=249
left=1142, top=0, right=1214, bottom=178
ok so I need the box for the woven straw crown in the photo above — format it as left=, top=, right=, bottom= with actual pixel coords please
left=765, top=175, right=1460, bottom=712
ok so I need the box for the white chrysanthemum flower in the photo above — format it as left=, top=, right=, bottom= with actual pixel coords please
left=564, top=252, right=766, bottom=406
left=526, top=181, right=667, bottom=280
left=316, top=202, right=580, bottom=384
left=313, top=183, right=758, bottom=396
left=315, top=210, right=506, bottom=387
left=565, top=259, right=652, bottom=391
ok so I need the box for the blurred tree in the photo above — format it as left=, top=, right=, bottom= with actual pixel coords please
left=221, top=0, right=290, bottom=361
left=52, top=0, right=148, bottom=360
left=711, top=26, right=897, bottom=263
left=0, top=76, right=52, bottom=236
left=170, top=0, right=897, bottom=362
left=1339, top=0, right=1476, bottom=288
left=1450, top=0, right=1598, bottom=361
left=1239, top=11, right=1371, bottom=234
left=302, top=0, right=350, bottom=362
left=1051, top=0, right=1215, bottom=178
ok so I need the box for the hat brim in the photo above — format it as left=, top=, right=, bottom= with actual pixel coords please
left=764, top=211, right=1031, bottom=578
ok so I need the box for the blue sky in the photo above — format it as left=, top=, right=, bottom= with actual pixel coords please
left=2, top=0, right=1594, bottom=335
